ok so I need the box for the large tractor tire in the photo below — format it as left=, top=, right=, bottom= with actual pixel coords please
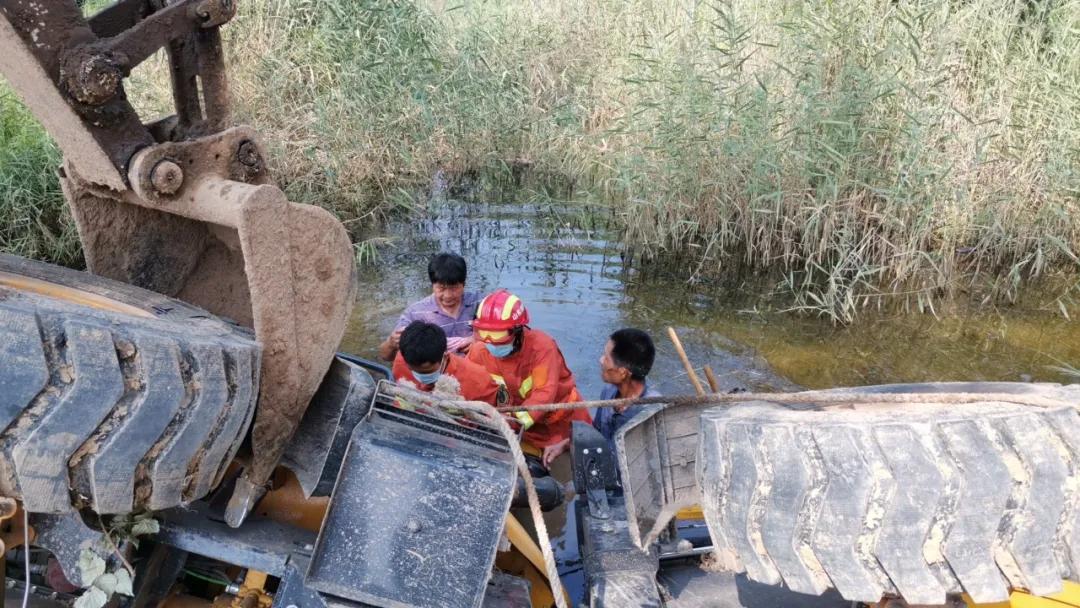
left=697, top=383, right=1080, bottom=606
left=0, top=253, right=260, bottom=515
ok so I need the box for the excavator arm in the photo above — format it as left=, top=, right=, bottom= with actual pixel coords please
left=0, top=0, right=356, bottom=524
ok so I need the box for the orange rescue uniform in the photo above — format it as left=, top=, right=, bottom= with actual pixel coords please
left=392, top=353, right=502, bottom=406
left=468, top=328, right=591, bottom=447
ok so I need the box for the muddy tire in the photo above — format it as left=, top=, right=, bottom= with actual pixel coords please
left=0, top=253, right=260, bottom=515
left=697, top=384, right=1080, bottom=605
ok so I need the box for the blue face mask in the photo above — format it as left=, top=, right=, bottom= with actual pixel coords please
left=485, top=342, right=515, bottom=358
left=411, top=369, right=442, bottom=386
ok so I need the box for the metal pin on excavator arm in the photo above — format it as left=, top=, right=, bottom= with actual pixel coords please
left=0, top=0, right=356, bottom=525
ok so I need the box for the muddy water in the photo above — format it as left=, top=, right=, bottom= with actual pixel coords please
left=340, top=199, right=1080, bottom=603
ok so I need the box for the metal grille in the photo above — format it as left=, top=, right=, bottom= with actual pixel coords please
left=369, top=379, right=513, bottom=453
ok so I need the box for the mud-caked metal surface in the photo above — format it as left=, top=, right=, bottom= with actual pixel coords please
left=306, top=403, right=517, bottom=608
left=158, top=501, right=316, bottom=578
left=261, top=557, right=533, bottom=608
left=30, top=512, right=107, bottom=585
left=615, top=367, right=799, bottom=550
left=572, top=422, right=663, bottom=608
left=578, top=495, right=663, bottom=608
left=280, top=357, right=377, bottom=498
left=617, top=403, right=703, bottom=550
left=74, top=129, right=356, bottom=519
left=0, top=0, right=152, bottom=189
left=656, top=564, right=849, bottom=608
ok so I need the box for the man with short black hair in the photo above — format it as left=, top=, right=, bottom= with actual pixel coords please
left=392, top=321, right=502, bottom=405
left=379, top=252, right=480, bottom=361
left=593, top=328, right=659, bottom=442
left=541, top=328, right=660, bottom=467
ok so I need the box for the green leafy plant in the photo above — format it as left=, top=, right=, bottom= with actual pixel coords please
left=74, top=512, right=160, bottom=608
left=75, top=550, right=133, bottom=608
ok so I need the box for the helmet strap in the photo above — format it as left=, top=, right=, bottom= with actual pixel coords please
left=511, top=326, right=525, bottom=354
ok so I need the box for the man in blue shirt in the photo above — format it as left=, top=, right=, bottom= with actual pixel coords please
left=542, top=328, right=659, bottom=468
left=591, top=328, right=660, bottom=451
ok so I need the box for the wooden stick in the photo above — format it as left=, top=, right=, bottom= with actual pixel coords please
left=667, top=326, right=705, bottom=396
left=703, top=365, right=720, bottom=393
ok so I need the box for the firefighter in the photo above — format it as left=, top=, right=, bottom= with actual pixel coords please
left=393, top=320, right=502, bottom=405
left=467, top=290, right=591, bottom=454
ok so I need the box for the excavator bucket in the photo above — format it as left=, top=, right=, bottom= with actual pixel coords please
left=0, top=0, right=356, bottom=521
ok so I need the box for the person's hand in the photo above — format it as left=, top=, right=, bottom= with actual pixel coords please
left=542, top=438, right=571, bottom=469
left=446, top=335, right=474, bottom=353
left=378, top=329, right=404, bottom=361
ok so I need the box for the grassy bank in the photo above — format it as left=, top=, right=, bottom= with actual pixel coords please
left=2, top=0, right=1079, bottom=321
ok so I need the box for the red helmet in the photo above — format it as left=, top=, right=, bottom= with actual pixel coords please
left=473, top=290, right=530, bottom=337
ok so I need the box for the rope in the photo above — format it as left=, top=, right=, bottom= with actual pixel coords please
left=21, top=506, right=30, bottom=608
left=489, top=389, right=1073, bottom=414
left=384, top=385, right=569, bottom=608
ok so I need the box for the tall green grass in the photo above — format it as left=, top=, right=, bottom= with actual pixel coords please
left=2, top=0, right=1078, bottom=322
left=158, top=0, right=1080, bottom=321
left=591, top=0, right=1080, bottom=321
left=0, top=88, right=81, bottom=266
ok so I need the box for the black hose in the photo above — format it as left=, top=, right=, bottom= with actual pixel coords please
left=511, top=475, right=565, bottom=512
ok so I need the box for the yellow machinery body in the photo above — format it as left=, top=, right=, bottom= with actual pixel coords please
left=866, top=587, right=1080, bottom=608
left=963, top=585, right=1080, bottom=608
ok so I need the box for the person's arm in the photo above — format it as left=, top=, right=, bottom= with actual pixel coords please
left=541, top=371, right=600, bottom=468
left=378, top=329, right=402, bottom=361
left=514, top=348, right=563, bottom=430
left=379, top=309, right=414, bottom=361
left=541, top=438, right=570, bottom=469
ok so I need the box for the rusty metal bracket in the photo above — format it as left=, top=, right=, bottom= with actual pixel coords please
left=65, top=0, right=231, bottom=99
left=0, top=0, right=152, bottom=189
left=0, top=497, right=34, bottom=555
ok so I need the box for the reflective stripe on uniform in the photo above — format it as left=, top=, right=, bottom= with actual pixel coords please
left=514, top=411, right=535, bottom=430
left=519, top=375, right=533, bottom=399
left=395, top=398, right=418, bottom=411
left=519, top=365, right=548, bottom=400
